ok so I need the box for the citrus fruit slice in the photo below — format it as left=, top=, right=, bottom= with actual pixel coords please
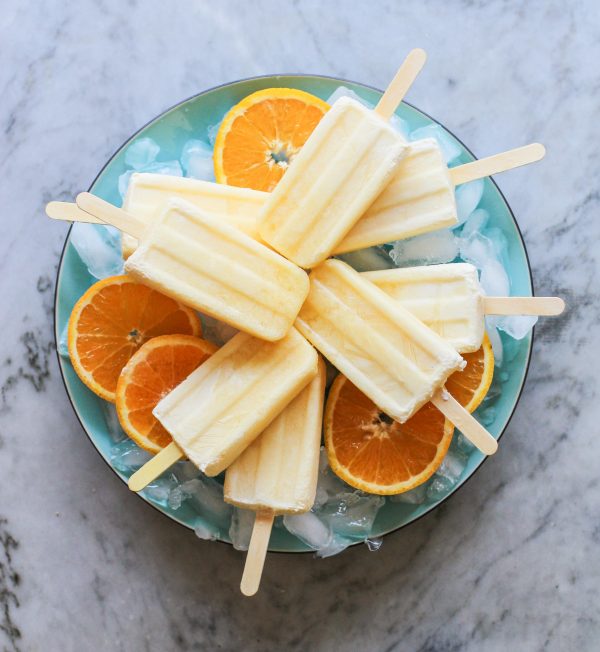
left=213, top=88, right=329, bottom=191
left=446, top=333, right=494, bottom=413
left=116, top=335, right=217, bottom=453
left=325, top=335, right=494, bottom=495
left=68, top=275, right=202, bottom=402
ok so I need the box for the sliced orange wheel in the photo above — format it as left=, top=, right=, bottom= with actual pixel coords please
left=116, top=335, right=217, bottom=453
left=325, top=335, right=494, bottom=495
left=446, top=333, right=494, bottom=413
left=68, top=275, right=202, bottom=402
left=213, top=88, right=329, bottom=191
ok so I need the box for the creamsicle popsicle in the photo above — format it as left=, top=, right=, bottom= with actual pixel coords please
left=364, top=263, right=565, bottom=352
left=258, top=50, right=428, bottom=268
left=334, top=138, right=455, bottom=253
left=115, top=196, right=309, bottom=341
left=121, top=173, right=268, bottom=257
left=224, top=357, right=325, bottom=514
left=335, top=141, right=546, bottom=254
left=296, top=259, right=464, bottom=423
left=224, top=358, right=325, bottom=596
left=364, top=263, right=485, bottom=353
left=154, top=328, right=318, bottom=477
left=258, top=96, right=407, bottom=268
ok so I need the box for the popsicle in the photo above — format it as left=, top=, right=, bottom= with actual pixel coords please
left=73, top=192, right=309, bottom=341
left=334, top=140, right=546, bottom=254
left=224, top=357, right=326, bottom=596
left=121, top=173, right=269, bottom=257
left=127, top=327, right=319, bottom=490
left=363, top=263, right=565, bottom=353
left=258, top=49, right=427, bottom=268
left=296, top=259, right=498, bottom=455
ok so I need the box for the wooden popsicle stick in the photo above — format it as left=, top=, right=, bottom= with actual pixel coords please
left=449, top=143, right=546, bottom=187
left=240, top=511, right=275, bottom=597
left=128, top=442, right=183, bottom=492
left=46, top=201, right=104, bottom=224
left=431, top=388, right=498, bottom=455
left=76, top=192, right=146, bottom=239
left=374, top=48, right=427, bottom=121
left=483, top=296, right=565, bottom=316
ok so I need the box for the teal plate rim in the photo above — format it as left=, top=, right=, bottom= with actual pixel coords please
left=53, top=73, right=534, bottom=554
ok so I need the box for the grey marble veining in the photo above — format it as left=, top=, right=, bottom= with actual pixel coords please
left=1, top=1, right=598, bottom=650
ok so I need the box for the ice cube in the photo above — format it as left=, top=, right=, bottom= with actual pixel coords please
left=193, top=519, right=219, bottom=541
left=336, top=246, right=396, bottom=272
left=455, top=432, right=476, bottom=455
left=459, top=231, right=496, bottom=269
left=178, top=477, right=232, bottom=530
left=389, top=114, right=410, bottom=138
left=485, top=317, right=504, bottom=367
left=118, top=170, right=134, bottom=199
left=168, top=485, right=184, bottom=510
left=143, top=474, right=178, bottom=505
left=180, top=139, right=215, bottom=181
left=389, top=230, right=458, bottom=267
left=58, top=322, right=69, bottom=358
left=460, top=208, right=489, bottom=238
left=365, top=537, right=383, bottom=552
left=478, top=407, right=497, bottom=426
left=325, top=86, right=373, bottom=108
left=316, top=448, right=350, bottom=498
left=437, top=449, right=468, bottom=482
left=480, top=258, right=510, bottom=297
left=173, top=460, right=201, bottom=483
left=455, top=179, right=484, bottom=226
left=141, top=160, right=183, bottom=177
left=483, top=227, right=509, bottom=263
left=410, top=124, right=462, bottom=164
left=283, top=512, right=349, bottom=558
left=313, top=486, right=329, bottom=509
left=318, top=492, right=384, bottom=540
left=426, top=449, right=468, bottom=502
left=207, top=120, right=222, bottom=146
left=70, top=223, right=124, bottom=279
left=110, top=440, right=151, bottom=472
left=102, top=402, right=127, bottom=443
left=229, top=508, right=255, bottom=551
left=389, top=483, right=427, bottom=504
left=497, top=315, right=538, bottom=340
left=124, top=137, right=160, bottom=170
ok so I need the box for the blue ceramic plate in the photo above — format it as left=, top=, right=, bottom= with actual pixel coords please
left=54, top=75, right=533, bottom=552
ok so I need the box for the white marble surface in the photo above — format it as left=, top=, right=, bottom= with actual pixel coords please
left=1, top=1, right=598, bottom=650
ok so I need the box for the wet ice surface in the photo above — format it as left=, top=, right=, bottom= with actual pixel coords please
left=389, top=229, right=459, bottom=266
left=63, top=87, right=538, bottom=557
left=70, top=223, right=124, bottom=279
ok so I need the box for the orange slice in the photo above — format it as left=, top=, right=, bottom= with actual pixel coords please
left=325, top=335, right=494, bottom=495
left=213, top=88, right=329, bottom=191
left=446, top=333, right=494, bottom=413
left=116, top=335, right=217, bottom=453
left=68, top=275, right=202, bottom=402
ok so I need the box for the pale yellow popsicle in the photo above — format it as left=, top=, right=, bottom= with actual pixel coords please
left=335, top=138, right=456, bottom=254
left=363, top=263, right=485, bottom=353
left=121, top=173, right=268, bottom=257
left=224, top=357, right=326, bottom=514
left=153, top=328, right=319, bottom=476
left=296, top=259, right=464, bottom=423
left=335, top=141, right=546, bottom=254
left=365, top=262, right=565, bottom=352
left=123, top=197, right=309, bottom=341
left=258, top=97, right=408, bottom=268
